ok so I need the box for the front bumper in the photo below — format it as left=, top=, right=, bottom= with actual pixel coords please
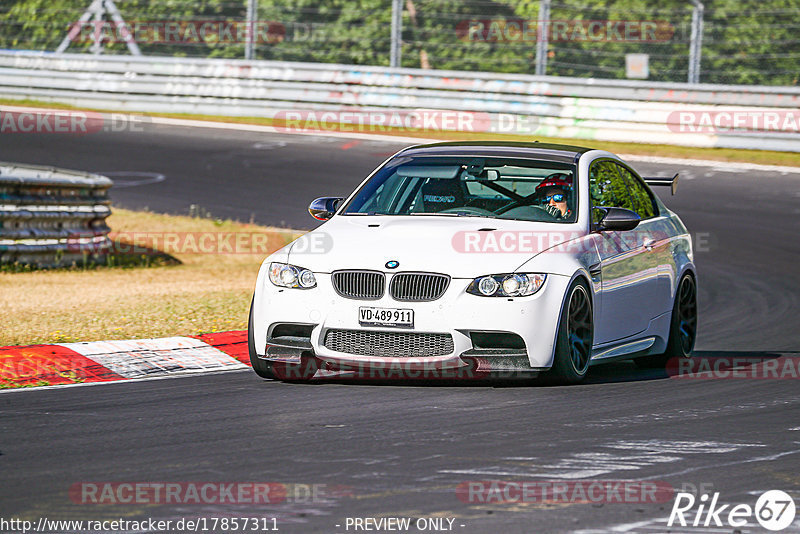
left=252, top=267, right=572, bottom=372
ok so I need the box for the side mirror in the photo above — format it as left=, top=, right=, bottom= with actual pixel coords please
left=596, top=207, right=641, bottom=232
left=308, top=197, right=343, bottom=221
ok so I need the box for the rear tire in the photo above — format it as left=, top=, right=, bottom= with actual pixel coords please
left=546, top=279, right=594, bottom=384
left=634, top=273, right=697, bottom=369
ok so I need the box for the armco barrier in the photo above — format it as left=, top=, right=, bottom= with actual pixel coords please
left=0, top=161, right=112, bottom=267
left=0, top=51, right=799, bottom=151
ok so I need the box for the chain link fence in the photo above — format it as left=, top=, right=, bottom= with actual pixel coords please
left=0, top=0, right=798, bottom=86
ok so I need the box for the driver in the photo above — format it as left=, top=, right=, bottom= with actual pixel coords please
left=536, top=173, right=573, bottom=220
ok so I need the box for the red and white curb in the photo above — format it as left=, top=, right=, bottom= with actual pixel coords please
left=0, top=331, right=251, bottom=391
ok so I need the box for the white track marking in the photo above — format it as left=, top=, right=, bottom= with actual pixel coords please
left=625, top=447, right=800, bottom=482
left=574, top=516, right=766, bottom=533
left=618, top=153, right=800, bottom=173
left=564, top=399, right=800, bottom=428
left=100, top=171, right=166, bottom=187
left=440, top=440, right=766, bottom=479
left=605, top=440, right=765, bottom=454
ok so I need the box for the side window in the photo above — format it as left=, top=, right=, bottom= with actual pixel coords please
left=616, top=164, right=657, bottom=219
left=589, top=160, right=635, bottom=224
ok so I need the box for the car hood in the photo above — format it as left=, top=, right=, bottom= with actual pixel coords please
left=285, top=215, right=585, bottom=278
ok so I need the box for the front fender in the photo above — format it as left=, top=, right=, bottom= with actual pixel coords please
left=515, top=233, right=600, bottom=279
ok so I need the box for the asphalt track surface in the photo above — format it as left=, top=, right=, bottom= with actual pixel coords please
left=2, top=124, right=800, bottom=533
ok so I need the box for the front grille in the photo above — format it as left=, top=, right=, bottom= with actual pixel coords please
left=324, top=329, right=454, bottom=358
left=332, top=270, right=385, bottom=300
left=390, top=273, right=450, bottom=302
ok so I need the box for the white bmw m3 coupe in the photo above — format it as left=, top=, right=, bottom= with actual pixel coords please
left=248, top=142, right=697, bottom=384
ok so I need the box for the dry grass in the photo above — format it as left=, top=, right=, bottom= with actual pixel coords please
left=2, top=97, right=800, bottom=167
left=0, top=208, right=301, bottom=347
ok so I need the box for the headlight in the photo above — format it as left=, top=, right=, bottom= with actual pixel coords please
left=467, top=273, right=546, bottom=297
left=269, top=262, right=317, bottom=289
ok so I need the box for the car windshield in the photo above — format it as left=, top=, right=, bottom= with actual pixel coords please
left=341, top=156, right=578, bottom=223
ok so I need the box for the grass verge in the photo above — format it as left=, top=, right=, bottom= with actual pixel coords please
left=0, top=208, right=300, bottom=347
left=2, top=97, right=799, bottom=167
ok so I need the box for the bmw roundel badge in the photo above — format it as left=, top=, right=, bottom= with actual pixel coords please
left=385, top=260, right=399, bottom=269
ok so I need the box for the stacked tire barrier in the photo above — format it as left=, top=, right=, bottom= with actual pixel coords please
left=0, top=51, right=799, bottom=151
left=0, top=162, right=112, bottom=267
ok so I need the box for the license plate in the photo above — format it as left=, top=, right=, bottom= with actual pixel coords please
left=359, top=306, right=414, bottom=328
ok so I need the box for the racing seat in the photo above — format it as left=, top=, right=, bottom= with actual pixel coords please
left=418, top=178, right=466, bottom=213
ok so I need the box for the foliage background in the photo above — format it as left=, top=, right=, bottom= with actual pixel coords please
left=0, top=0, right=797, bottom=85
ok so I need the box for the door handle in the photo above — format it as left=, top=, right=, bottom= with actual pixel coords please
left=643, top=238, right=655, bottom=250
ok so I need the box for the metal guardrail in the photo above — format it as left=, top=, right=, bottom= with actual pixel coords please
left=0, top=162, right=112, bottom=267
left=0, top=51, right=799, bottom=152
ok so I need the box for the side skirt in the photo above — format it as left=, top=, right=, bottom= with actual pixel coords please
left=589, top=337, right=656, bottom=365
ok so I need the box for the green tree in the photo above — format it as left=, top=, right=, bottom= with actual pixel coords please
left=0, top=0, right=797, bottom=84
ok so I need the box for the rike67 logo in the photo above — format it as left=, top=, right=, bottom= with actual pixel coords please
left=669, top=490, right=796, bottom=531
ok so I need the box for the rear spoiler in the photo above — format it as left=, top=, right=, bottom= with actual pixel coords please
left=643, top=173, right=679, bottom=195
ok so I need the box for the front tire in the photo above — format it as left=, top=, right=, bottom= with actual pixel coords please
left=247, top=296, right=319, bottom=382
left=248, top=296, right=278, bottom=379
left=546, top=279, right=594, bottom=384
left=635, top=273, right=697, bottom=369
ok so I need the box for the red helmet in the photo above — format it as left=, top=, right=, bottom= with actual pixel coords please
left=536, top=173, right=573, bottom=192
